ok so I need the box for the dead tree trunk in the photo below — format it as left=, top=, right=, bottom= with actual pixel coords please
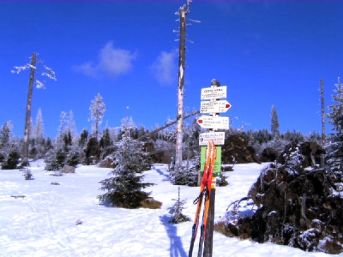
left=23, top=52, right=37, bottom=165
left=320, top=79, right=326, bottom=167
left=175, top=5, right=188, bottom=170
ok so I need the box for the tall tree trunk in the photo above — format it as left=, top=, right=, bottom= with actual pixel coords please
left=23, top=52, right=37, bottom=165
left=95, top=119, right=99, bottom=140
left=320, top=79, right=326, bottom=146
left=175, top=5, right=187, bottom=169
left=320, top=79, right=326, bottom=168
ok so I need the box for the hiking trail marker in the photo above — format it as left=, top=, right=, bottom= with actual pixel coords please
left=197, top=116, right=229, bottom=130
left=196, top=79, right=231, bottom=257
left=200, top=100, right=231, bottom=114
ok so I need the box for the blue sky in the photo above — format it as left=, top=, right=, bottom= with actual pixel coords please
left=0, top=0, right=342, bottom=138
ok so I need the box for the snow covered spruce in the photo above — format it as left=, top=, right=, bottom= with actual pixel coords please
left=98, top=118, right=161, bottom=209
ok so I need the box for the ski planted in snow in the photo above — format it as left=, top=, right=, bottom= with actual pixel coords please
left=188, top=140, right=217, bottom=257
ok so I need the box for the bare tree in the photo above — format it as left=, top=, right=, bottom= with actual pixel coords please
left=175, top=4, right=189, bottom=170
left=12, top=53, right=56, bottom=165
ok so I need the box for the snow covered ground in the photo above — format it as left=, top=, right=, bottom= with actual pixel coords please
left=0, top=162, right=338, bottom=257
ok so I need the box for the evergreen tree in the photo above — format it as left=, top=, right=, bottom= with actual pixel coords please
left=271, top=105, right=280, bottom=139
left=100, top=128, right=112, bottom=149
left=98, top=118, right=152, bottom=208
left=326, top=77, right=343, bottom=189
left=30, top=109, right=46, bottom=159
left=99, top=128, right=113, bottom=158
left=34, top=108, right=44, bottom=139
left=79, top=129, right=89, bottom=147
left=57, top=111, right=68, bottom=141
left=169, top=119, right=200, bottom=186
left=2, top=148, right=20, bottom=169
left=0, top=121, right=12, bottom=152
left=63, top=131, right=73, bottom=152
left=45, top=148, right=66, bottom=171
left=168, top=187, right=190, bottom=223
left=67, top=110, right=77, bottom=137
left=89, top=93, right=106, bottom=140
left=45, top=111, right=79, bottom=170
left=283, top=130, right=305, bottom=143
left=57, top=111, right=76, bottom=141
left=45, top=138, right=53, bottom=152
left=84, top=137, right=100, bottom=164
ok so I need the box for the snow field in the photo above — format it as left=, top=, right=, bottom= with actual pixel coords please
left=0, top=162, right=337, bottom=257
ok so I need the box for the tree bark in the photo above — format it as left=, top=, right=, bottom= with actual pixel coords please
left=23, top=52, right=37, bottom=165
left=175, top=5, right=187, bottom=169
left=320, top=80, right=326, bottom=168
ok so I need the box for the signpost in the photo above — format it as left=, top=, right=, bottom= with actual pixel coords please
left=199, top=132, right=225, bottom=146
left=201, top=85, right=227, bottom=100
left=200, top=100, right=231, bottom=114
left=198, top=79, right=231, bottom=257
left=197, top=116, right=229, bottom=130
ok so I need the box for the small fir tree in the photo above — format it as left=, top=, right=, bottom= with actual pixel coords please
left=168, top=187, right=190, bottom=224
left=23, top=168, right=34, bottom=180
left=98, top=118, right=152, bottom=208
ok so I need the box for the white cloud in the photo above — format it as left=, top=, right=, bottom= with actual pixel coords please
left=74, top=41, right=136, bottom=78
left=151, top=50, right=177, bottom=85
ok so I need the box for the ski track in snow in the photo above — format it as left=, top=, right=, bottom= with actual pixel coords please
left=0, top=162, right=339, bottom=257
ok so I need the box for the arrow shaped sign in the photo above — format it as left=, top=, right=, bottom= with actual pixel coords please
left=200, top=100, right=232, bottom=114
left=197, top=116, right=229, bottom=130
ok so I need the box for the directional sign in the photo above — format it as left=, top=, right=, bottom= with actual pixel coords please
left=197, top=116, right=229, bottom=130
left=201, top=86, right=227, bottom=100
left=199, top=132, right=225, bottom=146
left=200, top=100, right=232, bottom=114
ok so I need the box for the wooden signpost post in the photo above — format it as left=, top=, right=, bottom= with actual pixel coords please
left=199, top=79, right=230, bottom=257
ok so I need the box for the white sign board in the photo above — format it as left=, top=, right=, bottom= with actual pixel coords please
left=200, top=100, right=232, bottom=114
left=201, top=86, right=227, bottom=100
left=197, top=116, right=229, bottom=130
left=199, top=132, right=225, bottom=146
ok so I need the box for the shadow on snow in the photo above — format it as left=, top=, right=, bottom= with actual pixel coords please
left=160, top=215, right=188, bottom=257
left=153, top=166, right=170, bottom=182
